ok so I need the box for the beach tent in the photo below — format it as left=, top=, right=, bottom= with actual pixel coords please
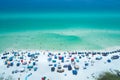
left=28, top=53, right=31, bottom=57
left=79, top=56, right=82, bottom=59
left=35, top=52, right=40, bottom=55
left=83, top=67, right=87, bottom=69
left=57, top=69, right=64, bottom=73
left=54, top=55, right=57, bottom=59
left=111, top=55, right=119, bottom=60
left=48, top=58, right=52, bottom=62
left=4, top=61, right=7, bottom=65
left=85, top=63, right=89, bottom=66
left=92, top=52, right=96, bottom=56
left=96, top=57, right=102, bottom=60
left=74, top=65, right=79, bottom=70
left=9, top=57, right=13, bottom=61
left=14, top=70, right=19, bottom=73
left=13, top=52, right=18, bottom=56
left=3, top=52, right=9, bottom=55
left=1, top=56, right=7, bottom=59
left=78, top=52, right=84, bottom=54
left=49, top=64, right=53, bottom=66
left=52, top=60, right=56, bottom=63
left=41, top=76, right=47, bottom=80
left=76, top=59, right=79, bottom=63
left=102, top=53, right=108, bottom=56
left=63, top=64, right=68, bottom=68
left=22, top=61, right=27, bottom=65
left=61, top=57, right=64, bottom=62
left=27, top=65, right=33, bottom=69
left=10, top=62, right=14, bottom=66
left=72, top=70, right=78, bottom=75
left=34, top=67, right=38, bottom=71
left=20, top=68, right=25, bottom=72
left=68, top=65, right=72, bottom=70
left=12, top=71, right=14, bottom=74
left=20, top=56, right=23, bottom=59
left=16, top=63, right=20, bottom=67
left=51, top=67, right=55, bottom=72
left=18, top=78, right=20, bottom=80
left=58, top=65, right=62, bottom=69
left=33, top=62, right=36, bottom=66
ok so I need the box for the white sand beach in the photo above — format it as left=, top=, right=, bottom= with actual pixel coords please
left=0, top=48, right=120, bottom=80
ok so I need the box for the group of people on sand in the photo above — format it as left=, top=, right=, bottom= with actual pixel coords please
left=0, top=49, right=120, bottom=80
left=47, top=49, right=120, bottom=76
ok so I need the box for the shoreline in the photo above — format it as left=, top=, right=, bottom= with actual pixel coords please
left=1, top=46, right=120, bottom=54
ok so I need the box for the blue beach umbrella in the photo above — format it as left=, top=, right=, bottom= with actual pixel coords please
left=107, top=59, right=111, bottom=63
left=72, top=70, right=78, bottom=75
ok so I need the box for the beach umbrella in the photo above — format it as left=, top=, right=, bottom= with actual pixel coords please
left=72, top=70, right=78, bottom=75
left=71, top=58, right=74, bottom=62
left=41, top=77, right=44, bottom=80
left=59, top=56, right=62, bottom=60
left=54, top=64, right=57, bottom=67
left=107, top=59, right=111, bottom=63
left=21, top=60, right=23, bottom=63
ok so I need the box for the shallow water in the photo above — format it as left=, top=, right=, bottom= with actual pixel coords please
left=0, top=1, right=120, bottom=52
left=0, top=29, right=120, bottom=52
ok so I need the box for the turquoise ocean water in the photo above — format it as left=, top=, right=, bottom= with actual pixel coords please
left=0, top=0, right=120, bottom=52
